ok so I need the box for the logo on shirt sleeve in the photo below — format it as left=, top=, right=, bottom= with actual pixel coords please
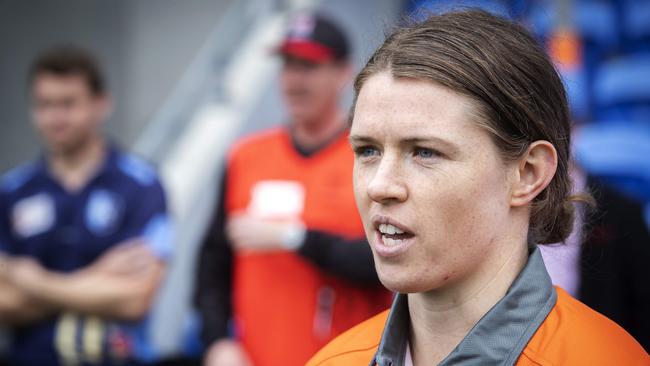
left=85, top=189, right=124, bottom=236
left=11, top=193, right=55, bottom=238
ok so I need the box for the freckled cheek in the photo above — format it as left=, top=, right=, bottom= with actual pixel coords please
left=352, top=168, right=372, bottom=221
left=352, top=169, right=364, bottom=201
left=416, top=184, right=472, bottom=239
left=413, top=181, right=484, bottom=268
left=432, top=178, right=503, bottom=269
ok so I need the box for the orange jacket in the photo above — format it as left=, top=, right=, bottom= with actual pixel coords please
left=308, top=248, right=649, bottom=366
left=225, top=128, right=390, bottom=366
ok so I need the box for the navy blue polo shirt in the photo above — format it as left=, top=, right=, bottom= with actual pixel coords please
left=0, top=146, right=173, bottom=366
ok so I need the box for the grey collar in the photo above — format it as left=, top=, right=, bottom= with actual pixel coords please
left=371, top=246, right=557, bottom=366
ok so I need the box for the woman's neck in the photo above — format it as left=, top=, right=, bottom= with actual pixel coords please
left=408, top=239, right=528, bottom=365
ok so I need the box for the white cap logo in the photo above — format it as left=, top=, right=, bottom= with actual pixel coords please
left=288, top=14, right=316, bottom=41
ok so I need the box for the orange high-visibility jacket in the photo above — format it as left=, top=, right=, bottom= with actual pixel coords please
left=225, top=127, right=390, bottom=366
left=307, top=248, right=650, bottom=366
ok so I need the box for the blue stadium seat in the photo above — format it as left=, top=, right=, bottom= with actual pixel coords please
left=560, top=66, right=590, bottom=122
left=575, top=0, right=620, bottom=49
left=622, top=0, right=650, bottom=51
left=593, top=53, right=650, bottom=122
left=574, top=122, right=650, bottom=205
left=526, top=0, right=620, bottom=122
left=528, top=1, right=618, bottom=48
left=408, top=0, right=511, bottom=19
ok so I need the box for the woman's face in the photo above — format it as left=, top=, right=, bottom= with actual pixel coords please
left=351, top=72, right=520, bottom=294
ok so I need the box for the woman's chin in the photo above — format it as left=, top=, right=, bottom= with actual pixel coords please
left=378, top=265, right=453, bottom=294
left=378, top=272, right=436, bottom=294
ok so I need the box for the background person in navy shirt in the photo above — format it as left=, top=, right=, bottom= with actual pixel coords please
left=0, top=46, right=173, bottom=365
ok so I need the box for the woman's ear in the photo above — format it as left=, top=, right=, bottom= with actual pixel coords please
left=510, top=140, right=558, bottom=207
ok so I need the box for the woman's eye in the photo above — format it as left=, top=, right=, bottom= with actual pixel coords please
left=354, top=146, right=379, bottom=158
left=414, top=147, right=438, bottom=159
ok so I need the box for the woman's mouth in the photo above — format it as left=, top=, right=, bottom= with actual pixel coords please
left=372, top=216, right=416, bottom=258
left=378, top=223, right=413, bottom=244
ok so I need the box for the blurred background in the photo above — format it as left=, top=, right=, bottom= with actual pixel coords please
left=1, top=0, right=649, bottom=364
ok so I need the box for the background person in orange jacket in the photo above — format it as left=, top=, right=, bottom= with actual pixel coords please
left=308, top=10, right=649, bottom=366
left=195, top=13, right=391, bottom=366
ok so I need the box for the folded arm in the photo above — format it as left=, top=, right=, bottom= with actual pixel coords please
left=0, top=258, right=54, bottom=326
left=1, top=241, right=164, bottom=325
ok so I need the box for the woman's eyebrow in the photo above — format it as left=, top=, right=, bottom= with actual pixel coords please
left=400, top=136, right=459, bottom=152
left=349, top=135, right=377, bottom=145
left=350, top=134, right=460, bottom=153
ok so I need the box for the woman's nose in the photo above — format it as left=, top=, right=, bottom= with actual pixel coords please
left=366, top=156, right=408, bottom=204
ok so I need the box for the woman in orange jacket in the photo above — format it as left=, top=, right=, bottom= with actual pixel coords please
left=307, top=9, right=650, bottom=366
